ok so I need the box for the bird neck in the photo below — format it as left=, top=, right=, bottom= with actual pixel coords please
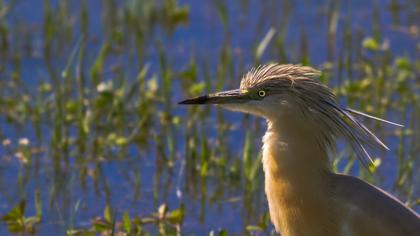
left=262, top=119, right=336, bottom=235
left=263, top=118, right=331, bottom=179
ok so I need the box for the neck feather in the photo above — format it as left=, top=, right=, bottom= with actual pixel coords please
left=262, top=118, right=331, bottom=178
left=262, top=118, right=337, bottom=235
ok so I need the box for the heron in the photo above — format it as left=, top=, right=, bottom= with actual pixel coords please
left=179, top=64, right=420, bottom=236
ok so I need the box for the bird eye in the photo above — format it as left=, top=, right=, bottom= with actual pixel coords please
left=258, top=90, right=266, bottom=97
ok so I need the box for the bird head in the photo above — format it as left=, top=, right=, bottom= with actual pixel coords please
left=179, top=64, right=326, bottom=121
left=179, top=64, right=401, bottom=167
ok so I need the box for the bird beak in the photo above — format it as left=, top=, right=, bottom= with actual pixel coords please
left=178, top=89, right=249, bottom=105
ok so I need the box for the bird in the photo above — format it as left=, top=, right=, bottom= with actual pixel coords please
left=179, top=64, right=420, bottom=236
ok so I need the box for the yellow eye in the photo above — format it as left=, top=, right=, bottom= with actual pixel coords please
left=258, top=90, right=266, bottom=97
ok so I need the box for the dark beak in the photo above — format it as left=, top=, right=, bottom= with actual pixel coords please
left=178, top=89, right=248, bottom=105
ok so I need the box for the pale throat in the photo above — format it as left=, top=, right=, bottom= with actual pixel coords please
left=262, top=116, right=331, bottom=180
left=261, top=116, right=335, bottom=235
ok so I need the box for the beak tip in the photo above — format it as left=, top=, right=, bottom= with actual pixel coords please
left=178, top=95, right=209, bottom=105
left=178, top=100, right=190, bottom=105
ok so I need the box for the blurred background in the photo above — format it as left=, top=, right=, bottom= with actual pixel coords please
left=0, top=0, right=419, bottom=235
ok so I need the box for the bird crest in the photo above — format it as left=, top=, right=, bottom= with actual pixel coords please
left=240, top=64, right=321, bottom=89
